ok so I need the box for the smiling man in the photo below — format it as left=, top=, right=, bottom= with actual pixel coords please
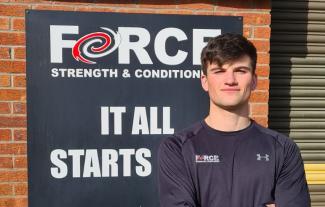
left=158, top=33, right=311, bottom=207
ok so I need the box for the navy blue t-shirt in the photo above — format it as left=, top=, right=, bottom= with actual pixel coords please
left=158, top=120, right=310, bottom=207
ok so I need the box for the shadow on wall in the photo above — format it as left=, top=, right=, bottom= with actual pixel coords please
left=269, top=1, right=308, bottom=138
left=51, top=0, right=270, bottom=9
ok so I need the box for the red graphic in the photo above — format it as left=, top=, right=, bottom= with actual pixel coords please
left=196, top=155, right=204, bottom=161
left=72, top=32, right=111, bottom=64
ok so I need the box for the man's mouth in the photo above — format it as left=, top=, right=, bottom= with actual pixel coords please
left=221, top=88, right=240, bottom=91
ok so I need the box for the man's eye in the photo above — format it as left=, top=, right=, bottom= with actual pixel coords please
left=214, top=70, right=224, bottom=73
left=236, top=70, right=247, bottom=73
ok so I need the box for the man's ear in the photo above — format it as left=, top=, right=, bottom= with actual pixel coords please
left=251, top=73, right=257, bottom=90
left=201, top=74, right=208, bottom=92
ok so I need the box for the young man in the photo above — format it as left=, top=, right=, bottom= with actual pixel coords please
left=158, top=33, right=310, bottom=207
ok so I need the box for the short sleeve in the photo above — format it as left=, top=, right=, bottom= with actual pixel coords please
left=158, top=136, right=198, bottom=207
left=274, top=139, right=311, bottom=207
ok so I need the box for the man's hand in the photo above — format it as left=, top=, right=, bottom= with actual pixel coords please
left=266, top=204, right=276, bottom=207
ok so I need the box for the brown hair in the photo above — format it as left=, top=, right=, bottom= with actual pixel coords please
left=201, top=33, right=257, bottom=75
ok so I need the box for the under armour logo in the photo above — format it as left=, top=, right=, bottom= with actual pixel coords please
left=256, top=154, right=269, bottom=161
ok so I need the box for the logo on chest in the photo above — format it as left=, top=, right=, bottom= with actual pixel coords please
left=256, top=153, right=270, bottom=161
left=195, top=154, right=220, bottom=163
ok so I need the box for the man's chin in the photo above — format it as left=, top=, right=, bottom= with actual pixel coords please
left=220, top=104, right=241, bottom=111
left=216, top=101, right=248, bottom=111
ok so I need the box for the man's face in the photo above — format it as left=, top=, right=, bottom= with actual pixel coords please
left=201, top=55, right=257, bottom=110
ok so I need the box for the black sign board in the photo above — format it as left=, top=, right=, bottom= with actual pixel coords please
left=26, top=10, right=242, bottom=207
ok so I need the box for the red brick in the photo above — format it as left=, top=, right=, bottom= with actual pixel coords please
left=178, top=0, right=215, bottom=10
left=0, top=5, right=29, bottom=17
left=77, top=7, right=116, bottom=12
left=12, top=18, right=25, bottom=31
left=154, top=9, right=193, bottom=15
left=13, top=47, right=25, bottom=59
left=213, top=11, right=233, bottom=16
left=254, top=26, right=270, bottom=39
left=0, top=102, right=11, bottom=114
left=193, top=11, right=214, bottom=15
left=256, top=65, right=269, bottom=77
left=251, top=40, right=269, bottom=52
left=0, top=17, right=9, bottom=30
left=0, top=116, right=26, bottom=127
left=0, top=183, right=13, bottom=195
left=257, top=53, right=270, bottom=65
left=11, top=0, right=43, bottom=2
left=14, top=183, right=27, bottom=195
left=0, top=32, right=25, bottom=45
left=117, top=8, right=156, bottom=14
left=0, top=157, right=13, bottom=168
left=32, top=5, right=76, bottom=11
left=0, top=197, right=28, bottom=207
left=13, top=129, right=26, bottom=141
left=0, top=75, right=10, bottom=87
left=179, top=4, right=214, bottom=11
left=251, top=116, right=268, bottom=127
left=13, top=103, right=26, bottom=114
left=211, top=10, right=232, bottom=15
left=0, top=47, right=10, bottom=59
left=14, top=156, right=27, bottom=168
left=240, top=13, right=271, bottom=25
left=0, top=171, right=27, bottom=182
left=0, top=143, right=26, bottom=155
left=13, top=76, right=25, bottom=87
left=0, top=61, right=26, bottom=73
left=0, top=129, right=11, bottom=141
left=73, top=7, right=91, bottom=12
left=251, top=103, right=268, bottom=116
left=243, top=26, right=252, bottom=38
left=249, top=91, right=269, bottom=103
left=0, top=89, right=26, bottom=101
left=256, top=79, right=269, bottom=90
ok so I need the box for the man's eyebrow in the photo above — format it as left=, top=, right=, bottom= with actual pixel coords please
left=233, top=66, right=252, bottom=71
left=209, top=67, right=225, bottom=71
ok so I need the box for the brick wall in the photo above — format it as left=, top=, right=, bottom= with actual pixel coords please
left=0, top=1, right=270, bottom=206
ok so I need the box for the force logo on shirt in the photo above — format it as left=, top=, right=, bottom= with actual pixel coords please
left=195, top=155, right=220, bottom=163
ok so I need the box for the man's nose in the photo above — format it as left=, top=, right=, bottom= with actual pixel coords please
left=224, top=71, right=238, bottom=85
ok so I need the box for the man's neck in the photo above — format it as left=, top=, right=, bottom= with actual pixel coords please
left=205, top=102, right=251, bottom=132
